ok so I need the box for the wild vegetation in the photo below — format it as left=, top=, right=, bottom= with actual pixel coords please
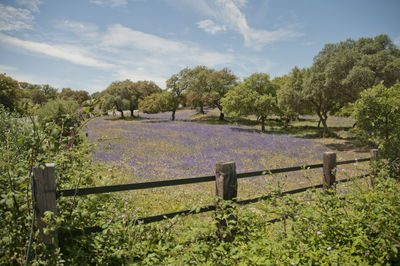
left=0, top=34, right=400, bottom=264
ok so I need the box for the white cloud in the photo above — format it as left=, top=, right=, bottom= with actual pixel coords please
left=0, top=4, right=34, bottom=31
left=394, top=36, right=400, bottom=47
left=173, top=0, right=301, bottom=50
left=14, top=0, right=42, bottom=12
left=101, top=24, right=187, bottom=54
left=0, top=64, right=17, bottom=73
left=196, top=19, right=226, bottom=35
left=0, top=22, right=236, bottom=90
left=0, top=33, right=116, bottom=69
left=89, top=0, right=128, bottom=8
left=52, top=19, right=99, bottom=40
left=214, top=0, right=301, bottom=50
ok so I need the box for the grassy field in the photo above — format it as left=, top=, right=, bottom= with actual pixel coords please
left=83, top=109, right=371, bottom=218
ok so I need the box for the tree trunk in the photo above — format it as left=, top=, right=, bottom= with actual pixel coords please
left=283, top=117, right=290, bottom=129
left=200, top=104, right=205, bottom=114
left=114, top=101, right=124, bottom=118
left=171, top=109, right=176, bottom=121
left=317, top=119, right=321, bottom=128
left=215, top=102, right=224, bottom=121
left=318, top=112, right=328, bottom=136
left=261, top=116, right=266, bottom=132
left=321, top=118, right=328, bottom=135
left=130, top=109, right=134, bottom=117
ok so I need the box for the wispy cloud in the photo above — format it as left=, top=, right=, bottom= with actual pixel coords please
left=0, top=64, right=17, bottom=73
left=14, top=0, right=42, bottom=12
left=394, top=36, right=400, bottom=47
left=196, top=19, right=226, bottom=35
left=0, top=21, right=236, bottom=88
left=89, top=0, right=128, bottom=8
left=0, top=33, right=115, bottom=69
left=172, top=0, right=301, bottom=50
left=0, top=4, right=34, bottom=31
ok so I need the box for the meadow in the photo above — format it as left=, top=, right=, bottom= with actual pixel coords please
left=84, top=109, right=370, bottom=217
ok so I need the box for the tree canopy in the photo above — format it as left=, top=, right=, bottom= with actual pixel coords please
left=0, top=74, right=22, bottom=111
left=303, top=34, right=400, bottom=134
left=353, top=82, right=400, bottom=167
left=222, top=73, right=278, bottom=132
left=275, top=67, right=307, bottom=128
left=101, top=79, right=161, bottom=117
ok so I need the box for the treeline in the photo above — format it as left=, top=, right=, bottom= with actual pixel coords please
left=1, top=34, right=399, bottom=134
left=95, top=34, right=400, bottom=134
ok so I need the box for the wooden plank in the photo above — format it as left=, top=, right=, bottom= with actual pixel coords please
left=216, top=162, right=237, bottom=201
left=370, top=149, right=378, bottom=188
left=57, top=174, right=215, bottom=198
left=33, top=163, right=58, bottom=251
left=61, top=173, right=370, bottom=239
left=56, top=158, right=370, bottom=198
left=323, top=152, right=337, bottom=193
left=215, top=162, right=237, bottom=242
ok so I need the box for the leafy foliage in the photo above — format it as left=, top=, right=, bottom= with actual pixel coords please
left=222, top=72, right=278, bottom=132
left=353, top=82, right=400, bottom=174
left=275, top=67, right=308, bottom=128
left=101, top=79, right=161, bottom=118
left=303, top=34, right=400, bottom=134
left=37, top=98, right=81, bottom=136
left=0, top=73, right=22, bottom=111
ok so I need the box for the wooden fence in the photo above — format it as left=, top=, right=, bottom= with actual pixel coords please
left=32, top=149, right=378, bottom=248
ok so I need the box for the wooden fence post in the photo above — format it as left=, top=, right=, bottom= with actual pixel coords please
left=323, top=152, right=336, bottom=193
left=216, top=162, right=237, bottom=201
left=215, top=162, right=237, bottom=242
left=33, top=163, right=58, bottom=250
left=370, top=149, right=378, bottom=188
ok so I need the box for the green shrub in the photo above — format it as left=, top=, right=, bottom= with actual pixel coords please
left=352, top=82, right=400, bottom=175
left=37, top=99, right=81, bottom=135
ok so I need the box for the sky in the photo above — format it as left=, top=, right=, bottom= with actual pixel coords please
left=0, top=0, right=399, bottom=94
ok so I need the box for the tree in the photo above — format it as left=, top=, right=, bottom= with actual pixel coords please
left=303, top=34, right=400, bottom=135
left=41, top=84, right=58, bottom=101
left=206, top=68, right=237, bottom=120
left=139, top=71, right=190, bottom=121
left=164, top=72, right=187, bottom=120
left=178, top=66, right=237, bottom=120
left=275, top=67, right=307, bottom=128
left=29, top=88, right=47, bottom=105
left=221, top=73, right=278, bottom=132
left=131, top=80, right=162, bottom=116
left=353, top=82, right=400, bottom=168
left=101, top=81, right=131, bottom=118
left=139, top=91, right=174, bottom=117
left=101, top=79, right=161, bottom=118
left=59, top=88, right=90, bottom=104
left=184, top=66, right=212, bottom=114
left=37, top=98, right=80, bottom=135
left=0, top=74, right=22, bottom=111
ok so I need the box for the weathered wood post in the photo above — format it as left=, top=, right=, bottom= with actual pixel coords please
left=370, top=149, right=378, bottom=188
left=323, top=152, right=336, bottom=193
left=33, top=163, right=58, bottom=250
left=215, top=162, right=237, bottom=242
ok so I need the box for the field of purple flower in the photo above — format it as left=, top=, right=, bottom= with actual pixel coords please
left=84, top=110, right=370, bottom=215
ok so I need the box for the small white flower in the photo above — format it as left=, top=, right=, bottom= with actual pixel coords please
left=327, top=247, right=331, bottom=251
left=317, top=231, right=322, bottom=235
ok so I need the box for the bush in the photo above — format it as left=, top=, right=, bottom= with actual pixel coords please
left=352, top=82, right=400, bottom=175
left=37, top=98, right=81, bottom=135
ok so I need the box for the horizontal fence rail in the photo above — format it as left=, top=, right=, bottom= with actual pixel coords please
left=34, top=150, right=378, bottom=248
left=56, top=158, right=370, bottom=198
left=59, top=173, right=371, bottom=238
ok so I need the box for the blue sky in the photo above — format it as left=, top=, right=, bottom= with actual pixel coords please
left=0, top=0, right=399, bottom=94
